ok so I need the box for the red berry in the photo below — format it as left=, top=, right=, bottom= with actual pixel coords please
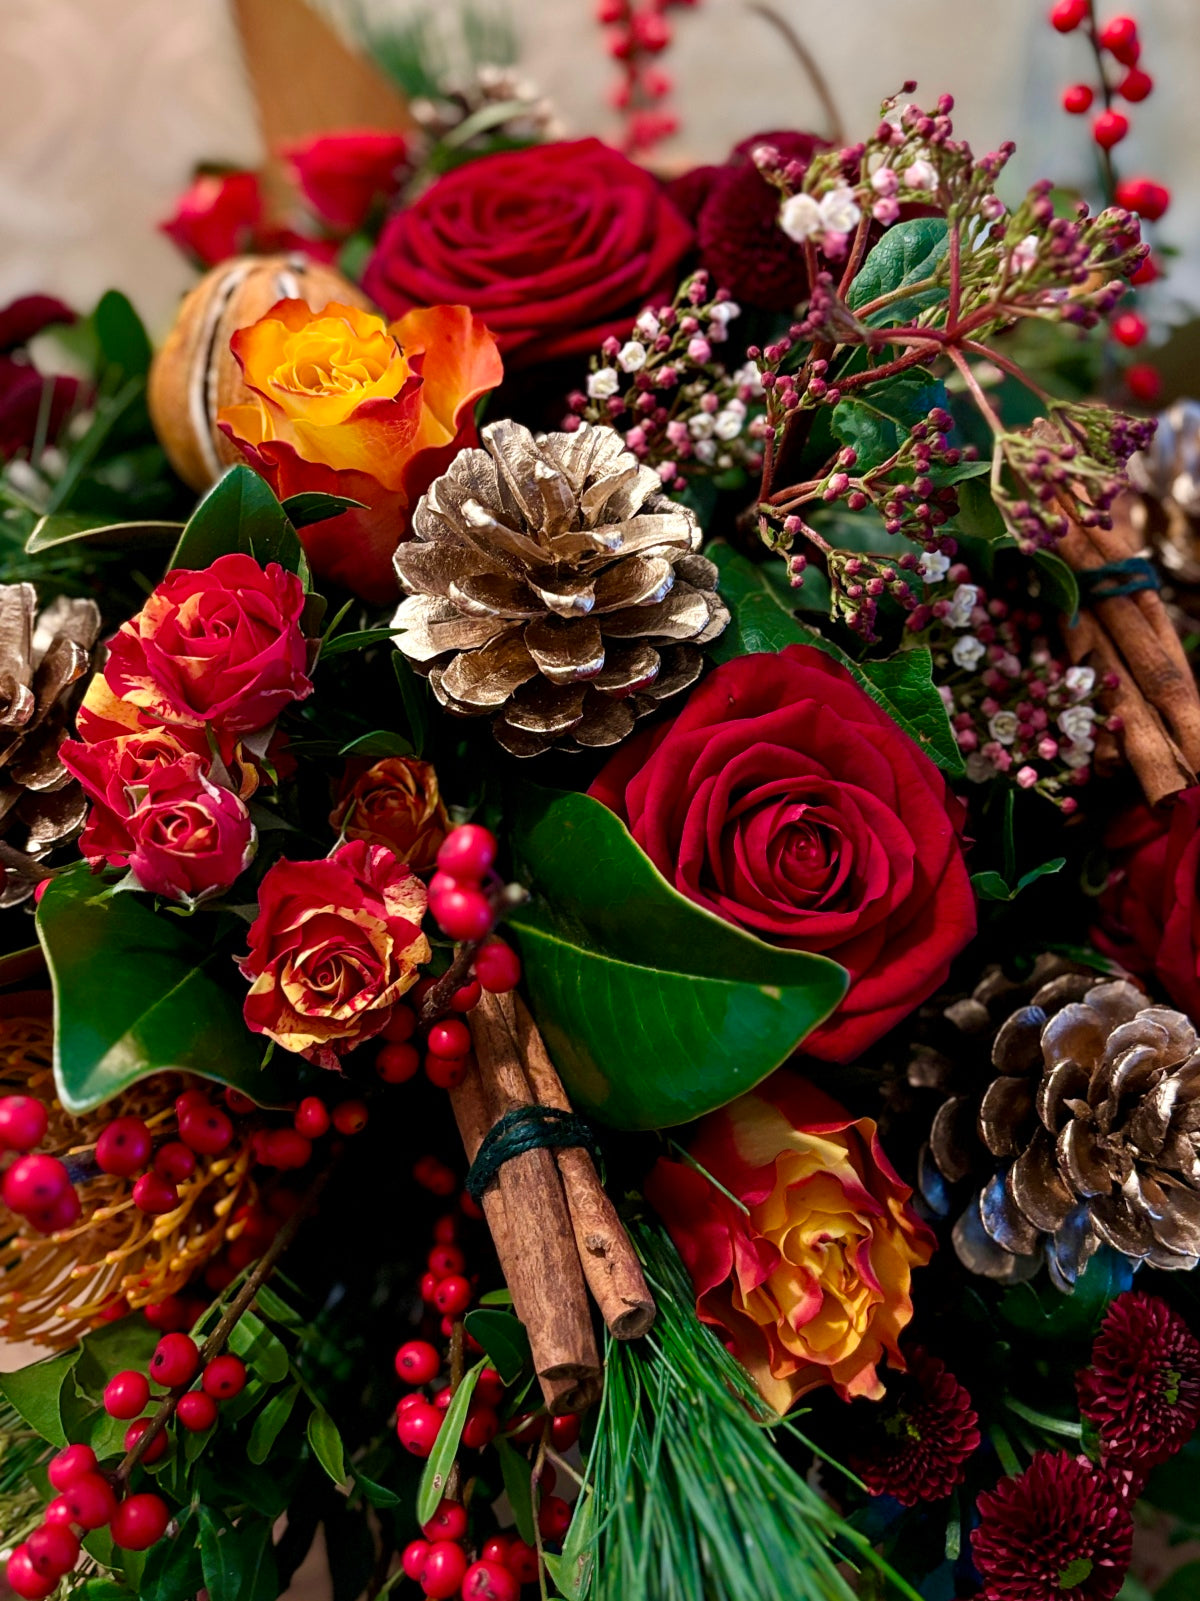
left=413, top=1155, right=458, bottom=1196
left=450, top=979, right=482, bottom=1012
left=110, top=1492, right=170, bottom=1550
left=402, top=1540, right=430, bottom=1581
left=1126, top=362, right=1162, bottom=403
left=462, top=1559, right=520, bottom=1601
left=63, top=1472, right=117, bottom=1530
left=397, top=1391, right=425, bottom=1416
left=26, top=1522, right=80, bottom=1579
left=174, top=1088, right=209, bottom=1119
left=433, top=1274, right=471, bottom=1317
left=459, top=1188, right=484, bottom=1220
left=431, top=1385, right=453, bottom=1411
left=178, top=1104, right=233, bottom=1155
left=153, top=1141, right=196, bottom=1184
left=3, top=1154, right=71, bottom=1215
left=1118, top=66, right=1153, bottom=100
left=427, top=1244, right=466, bottom=1279
left=436, top=824, right=497, bottom=883
left=133, top=1172, right=178, bottom=1215
left=1131, top=253, right=1161, bottom=286
left=332, top=1099, right=368, bottom=1136
left=506, top=1412, right=543, bottom=1446
left=422, top=1499, right=468, bottom=1542
left=44, top=1498, right=75, bottom=1527
left=460, top=1404, right=499, bottom=1450
left=481, top=1536, right=512, bottom=1565
left=103, top=1369, right=150, bottom=1420
left=434, top=887, right=493, bottom=943
left=95, top=1116, right=152, bottom=1177
left=377, top=1042, right=420, bottom=1083
left=1116, top=177, right=1171, bottom=221
left=428, top=1019, right=471, bottom=1059
left=150, top=1332, right=200, bottom=1388
left=420, top=1271, right=441, bottom=1303
left=6, top=1547, right=55, bottom=1600
left=1098, top=14, right=1139, bottom=64
left=1049, top=0, right=1087, bottom=29
left=433, top=1213, right=457, bottom=1245
left=224, top=1087, right=255, bottom=1114
left=123, top=1418, right=167, bottom=1463
left=420, top=1540, right=468, bottom=1599
left=143, top=1295, right=188, bottom=1331
left=381, top=1004, right=417, bottom=1043
left=395, top=1339, right=441, bottom=1385
left=1111, top=310, right=1147, bottom=346
left=540, top=1463, right=558, bottom=1495
left=1061, top=82, right=1093, bottom=114
left=396, top=1399, right=442, bottom=1456
left=428, top=870, right=460, bottom=902
left=294, top=1097, right=330, bottom=1139
left=48, top=1443, right=97, bottom=1490
left=1093, top=109, right=1129, bottom=148
left=202, top=1354, right=247, bottom=1400
left=177, top=1389, right=218, bottom=1431
left=505, top=1538, right=541, bottom=1585
left=474, top=941, right=520, bottom=994
left=257, top=1129, right=312, bottom=1170
left=475, top=1367, right=505, bottom=1407
left=549, top=1412, right=581, bottom=1450
left=0, top=1095, right=47, bottom=1152
left=538, top=1495, right=572, bottom=1541
left=425, top=1053, right=468, bottom=1090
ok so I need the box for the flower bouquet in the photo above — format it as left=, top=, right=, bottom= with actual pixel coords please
left=0, top=4, right=1197, bottom=1599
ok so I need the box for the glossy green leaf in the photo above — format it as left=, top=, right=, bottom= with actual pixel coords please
left=972, top=857, right=1066, bottom=904
left=253, top=1283, right=305, bottom=1328
left=229, top=1310, right=290, bottom=1384
left=280, top=492, right=365, bottom=529
left=846, top=219, right=949, bottom=325
left=352, top=1466, right=401, bottom=1508
left=1155, top=1566, right=1200, bottom=1601
left=320, top=626, right=404, bottom=659
left=831, top=372, right=944, bottom=471
left=337, top=730, right=414, bottom=759
left=25, top=513, right=183, bottom=555
left=394, top=653, right=430, bottom=758
left=140, top=1511, right=203, bottom=1601
left=998, top=1245, right=1133, bottom=1339
left=496, top=1437, right=537, bottom=1546
left=0, top=944, right=44, bottom=988
left=709, top=543, right=814, bottom=659
left=542, top=1485, right=595, bottom=1601
left=93, top=290, right=153, bottom=378
left=464, top=1308, right=532, bottom=1386
left=36, top=860, right=302, bottom=1112
left=169, top=465, right=307, bottom=581
left=507, top=788, right=847, bottom=1130
left=0, top=1350, right=77, bottom=1447
left=417, top=1360, right=483, bottom=1524
left=247, top=1382, right=301, bottom=1465
left=198, top=1508, right=276, bottom=1601
left=1033, top=549, right=1080, bottom=623
left=307, top=1404, right=347, bottom=1486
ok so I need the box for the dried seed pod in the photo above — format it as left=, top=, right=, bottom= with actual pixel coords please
left=148, top=253, right=372, bottom=490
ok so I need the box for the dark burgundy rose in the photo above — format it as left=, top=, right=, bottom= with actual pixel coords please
left=0, top=295, right=80, bottom=461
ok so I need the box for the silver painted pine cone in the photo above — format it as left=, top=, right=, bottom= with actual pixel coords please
left=391, top=420, right=729, bottom=755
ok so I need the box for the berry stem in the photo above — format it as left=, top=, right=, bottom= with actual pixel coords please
left=1081, top=0, right=1118, bottom=203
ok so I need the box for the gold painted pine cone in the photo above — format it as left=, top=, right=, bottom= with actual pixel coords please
left=920, top=964, right=1200, bottom=1291
left=147, top=252, right=371, bottom=492
left=391, top=420, right=729, bottom=755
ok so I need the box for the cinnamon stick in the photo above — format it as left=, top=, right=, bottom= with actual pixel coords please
left=510, top=993, right=655, bottom=1341
left=462, top=1002, right=602, bottom=1414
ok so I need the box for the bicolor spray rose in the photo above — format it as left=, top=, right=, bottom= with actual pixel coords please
left=238, top=839, right=430, bottom=1068
left=62, top=725, right=217, bottom=866
left=328, top=756, right=449, bottom=869
left=120, top=757, right=255, bottom=903
left=590, top=644, right=976, bottom=1061
left=218, top=299, right=502, bottom=601
left=101, top=553, right=312, bottom=740
left=646, top=1074, right=934, bottom=1410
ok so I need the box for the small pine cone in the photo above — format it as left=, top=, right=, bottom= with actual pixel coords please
left=392, top=421, right=729, bottom=755
left=0, top=585, right=99, bottom=903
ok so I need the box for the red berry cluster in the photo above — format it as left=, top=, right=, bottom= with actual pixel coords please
left=0, top=1095, right=75, bottom=1235
left=1049, top=3, right=1168, bottom=403
left=595, top=0, right=698, bottom=153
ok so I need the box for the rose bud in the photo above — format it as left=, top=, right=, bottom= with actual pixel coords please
left=329, top=757, right=450, bottom=869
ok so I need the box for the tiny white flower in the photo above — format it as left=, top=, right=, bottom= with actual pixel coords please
left=1058, top=704, right=1096, bottom=744
left=917, top=550, right=951, bottom=583
left=617, top=340, right=647, bottom=373
left=710, top=300, right=741, bottom=323
left=779, top=193, right=823, bottom=242
left=947, top=584, right=979, bottom=630
left=688, top=411, right=717, bottom=440
left=587, top=367, right=620, bottom=401
left=939, top=683, right=955, bottom=710
left=818, top=186, right=863, bottom=234
left=733, top=360, right=764, bottom=396
left=636, top=309, right=661, bottom=339
left=952, top=634, right=986, bottom=671
left=713, top=408, right=745, bottom=441
left=1009, top=234, right=1040, bottom=275
left=1065, top=665, right=1095, bottom=698
left=717, top=452, right=733, bottom=470
left=1061, top=739, right=1095, bottom=770
left=965, top=751, right=997, bottom=783
left=988, top=710, right=1020, bottom=746
left=871, top=166, right=899, bottom=196
left=693, top=438, right=718, bottom=465
left=904, top=159, right=938, bottom=191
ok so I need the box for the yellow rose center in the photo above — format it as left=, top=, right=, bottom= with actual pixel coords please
left=270, top=322, right=399, bottom=406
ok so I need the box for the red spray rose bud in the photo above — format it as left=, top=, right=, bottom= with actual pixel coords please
left=122, top=758, right=255, bottom=904
left=160, top=171, right=262, bottom=266
left=283, top=130, right=409, bottom=233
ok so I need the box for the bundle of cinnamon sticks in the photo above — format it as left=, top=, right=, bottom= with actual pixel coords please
left=451, top=991, right=655, bottom=1415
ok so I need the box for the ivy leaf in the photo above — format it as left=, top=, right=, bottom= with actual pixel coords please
left=709, top=543, right=817, bottom=659
left=417, top=1361, right=483, bottom=1525
left=36, top=860, right=303, bottom=1113
left=307, top=1405, right=348, bottom=1487
left=831, top=372, right=945, bottom=471
left=464, top=1308, right=532, bottom=1387
left=247, top=1381, right=302, bottom=1466
left=169, top=465, right=309, bottom=585
left=280, top=492, right=365, bottom=529
left=0, top=1350, right=78, bottom=1447
left=846, top=218, right=949, bottom=325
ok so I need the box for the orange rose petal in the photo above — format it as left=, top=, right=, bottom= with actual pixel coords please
left=391, top=303, right=504, bottom=449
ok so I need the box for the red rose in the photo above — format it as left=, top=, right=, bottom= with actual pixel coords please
left=238, top=839, right=430, bottom=1068
left=362, top=138, right=694, bottom=367
left=61, top=725, right=214, bottom=865
left=0, top=295, right=80, bottom=461
left=1093, top=787, right=1200, bottom=1017
left=284, top=130, right=409, bottom=233
left=103, top=553, right=312, bottom=739
left=590, top=644, right=975, bottom=1061
left=160, top=172, right=263, bottom=267
left=122, top=757, right=255, bottom=903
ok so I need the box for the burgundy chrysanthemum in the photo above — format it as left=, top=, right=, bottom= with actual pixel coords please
left=1077, top=1291, right=1200, bottom=1470
left=667, top=131, right=825, bottom=311
left=847, top=1348, right=980, bottom=1505
left=971, top=1452, right=1133, bottom=1601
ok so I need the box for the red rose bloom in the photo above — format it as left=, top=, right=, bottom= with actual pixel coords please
left=0, top=295, right=80, bottom=461
left=591, top=645, right=975, bottom=1061
left=362, top=138, right=694, bottom=367
left=61, top=725, right=214, bottom=865
left=103, top=553, right=312, bottom=740
left=160, top=172, right=263, bottom=267
left=1093, top=787, right=1200, bottom=1019
left=238, top=839, right=430, bottom=1068
left=284, top=129, right=409, bottom=233
left=123, top=757, right=255, bottom=903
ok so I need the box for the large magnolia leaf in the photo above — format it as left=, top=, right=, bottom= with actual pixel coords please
left=507, top=788, right=847, bottom=1130
left=36, top=862, right=302, bottom=1112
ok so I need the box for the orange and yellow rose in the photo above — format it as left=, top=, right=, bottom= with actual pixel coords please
left=645, top=1073, right=933, bottom=1412
left=329, top=756, right=449, bottom=869
left=218, top=299, right=502, bottom=603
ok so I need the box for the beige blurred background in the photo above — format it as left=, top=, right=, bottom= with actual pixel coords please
left=0, top=0, right=1197, bottom=339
